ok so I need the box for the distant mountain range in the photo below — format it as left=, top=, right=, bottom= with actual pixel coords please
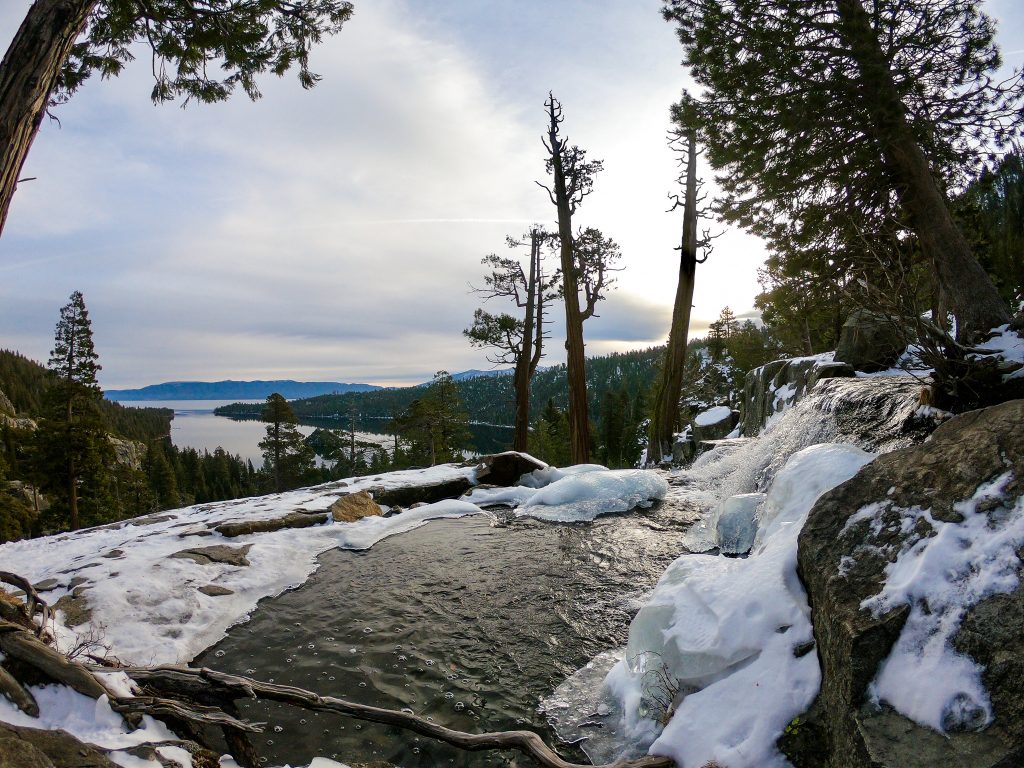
left=106, top=380, right=382, bottom=401
left=449, top=369, right=512, bottom=381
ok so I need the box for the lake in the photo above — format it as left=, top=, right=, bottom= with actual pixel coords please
left=111, top=399, right=514, bottom=466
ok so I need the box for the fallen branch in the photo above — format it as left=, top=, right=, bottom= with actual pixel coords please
left=128, top=665, right=675, bottom=768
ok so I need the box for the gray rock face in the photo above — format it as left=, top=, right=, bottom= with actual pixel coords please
left=108, top=437, right=146, bottom=472
left=790, top=399, right=1024, bottom=768
left=741, top=357, right=855, bottom=436
left=0, top=388, right=13, bottom=417
left=833, top=309, right=906, bottom=373
left=213, top=512, right=328, bottom=537
left=364, top=477, right=473, bottom=507
left=170, top=544, right=253, bottom=567
left=0, top=722, right=116, bottom=767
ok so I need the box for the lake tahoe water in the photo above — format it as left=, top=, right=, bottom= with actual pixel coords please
left=111, top=399, right=513, bottom=466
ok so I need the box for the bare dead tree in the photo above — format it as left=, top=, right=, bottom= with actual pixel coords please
left=537, top=93, right=605, bottom=464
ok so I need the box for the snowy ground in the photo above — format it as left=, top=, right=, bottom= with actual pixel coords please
left=0, top=459, right=667, bottom=768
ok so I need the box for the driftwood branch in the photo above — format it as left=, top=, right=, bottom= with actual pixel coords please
left=129, top=666, right=674, bottom=768
left=0, top=571, right=50, bottom=635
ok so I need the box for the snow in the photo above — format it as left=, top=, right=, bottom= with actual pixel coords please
left=859, top=471, right=1024, bottom=732
left=598, top=443, right=875, bottom=768
left=694, top=405, right=732, bottom=427
left=974, top=324, right=1024, bottom=366
left=0, top=465, right=482, bottom=665
left=517, top=463, right=608, bottom=488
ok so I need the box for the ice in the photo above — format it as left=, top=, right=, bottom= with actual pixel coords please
left=518, top=469, right=669, bottom=522
left=862, top=471, right=1024, bottom=732
left=517, top=463, right=608, bottom=488
left=461, top=485, right=537, bottom=507
left=600, top=443, right=875, bottom=768
left=712, top=493, right=764, bottom=555
left=694, top=405, right=732, bottom=427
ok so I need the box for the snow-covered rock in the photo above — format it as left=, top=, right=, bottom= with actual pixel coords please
left=793, top=399, right=1024, bottom=768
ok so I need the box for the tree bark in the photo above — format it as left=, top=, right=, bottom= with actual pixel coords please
left=548, top=104, right=591, bottom=464
left=650, top=130, right=698, bottom=463
left=0, top=0, right=97, bottom=237
left=834, top=0, right=1009, bottom=340
left=513, top=232, right=541, bottom=452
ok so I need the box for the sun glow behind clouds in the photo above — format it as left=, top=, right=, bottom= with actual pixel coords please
left=1, top=0, right=1019, bottom=387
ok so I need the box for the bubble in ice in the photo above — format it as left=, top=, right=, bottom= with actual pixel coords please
left=349, top=648, right=358, bottom=654
left=299, top=719, right=306, bottom=725
left=245, top=669, right=255, bottom=675
left=412, top=747, right=421, bottom=754
left=286, top=658, right=292, bottom=663
left=359, top=681, right=367, bottom=687
left=398, top=654, right=407, bottom=661
left=444, top=692, right=454, bottom=699
left=426, top=660, right=435, bottom=666
left=307, top=643, right=315, bottom=649
left=454, top=702, right=465, bottom=711
left=273, top=726, right=283, bottom=733
left=362, top=627, right=373, bottom=634
left=402, top=708, right=414, bottom=715
left=329, top=676, right=335, bottom=681
left=214, top=650, right=225, bottom=657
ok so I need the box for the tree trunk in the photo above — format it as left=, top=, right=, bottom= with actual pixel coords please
left=649, top=129, right=698, bottom=463
left=548, top=107, right=590, bottom=464
left=513, top=232, right=541, bottom=452
left=0, top=0, right=97, bottom=237
left=834, top=0, right=1009, bottom=340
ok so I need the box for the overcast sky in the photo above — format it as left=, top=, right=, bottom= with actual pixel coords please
left=1, top=1, right=1022, bottom=388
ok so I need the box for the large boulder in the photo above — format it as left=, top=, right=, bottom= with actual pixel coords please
left=474, top=451, right=547, bottom=486
left=789, top=400, right=1024, bottom=767
left=833, top=309, right=905, bottom=373
left=691, top=405, right=738, bottom=444
left=330, top=490, right=384, bottom=522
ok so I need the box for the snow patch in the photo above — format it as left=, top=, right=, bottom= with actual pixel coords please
left=862, top=472, right=1024, bottom=732
left=519, top=470, right=669, bottom=522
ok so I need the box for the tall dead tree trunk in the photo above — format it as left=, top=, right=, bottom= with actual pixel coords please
left=0, top=0, right=97, bottom=237
left=834, top=0, right=1010, bottom=340
left=649, top=129, right=699, bottom=463
left=546, top=101, right=591, bottom=464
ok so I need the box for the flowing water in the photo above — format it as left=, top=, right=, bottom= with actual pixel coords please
left=196, top=375, right=926, bottom=767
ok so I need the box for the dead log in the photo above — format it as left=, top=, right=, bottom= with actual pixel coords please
left=129, top=666, right=675, bottom=768
left=0, top=663, right=38, bottom=716
left=0, top=621, right=114, bottom=701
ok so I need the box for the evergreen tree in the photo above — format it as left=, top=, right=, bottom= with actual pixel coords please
left=392, top=372, right=472, bottom=466
left=664, top=0, right=1020, bottom=338
left=259, top=393, right=315, bottom=493
left=0, top=0, right=354, bottom=236
left=34, top=291, right=113, bottom=530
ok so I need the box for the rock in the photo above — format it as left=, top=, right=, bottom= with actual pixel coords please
left=671, top=434, right=695, bottom=464
left=691, top=405, right=737, bottom=444
left=0, top=722, right=115, bottom=767
left=31, top=579, right=60, bottom=592
left=474, top=452, right=547, bottom=486
left=0, top=388, right=13, bottom=418
left=741, top=357, right=855, bottom=436
left=108, top=436, right=146, bottom=472
left=0, top=414, right=37, bottom=432
left=127, top=514, right=175, bottom=527
left=364, top=476, right=474, bottom=507
left=792, top=399, right=1024, bottom=768
left=5, top=481, right=48, bottom=512
left=100, top=549, right=123, bottom=559
left=53, top=587, right=92, bottom=628
left=330, top=491, right=383, bottom=523
left=713, top=493, right=764, bottom=555
left=833, top=308, right=905, bottom=373
left=0, top=736, right=54, bottom=768
left=198, top=584, right=234, bottom=597
left=213, top=512, right=328, bottom=537
left=170, top=544, right=253, bottom=566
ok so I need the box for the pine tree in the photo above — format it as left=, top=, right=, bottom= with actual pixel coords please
left=35, top=291, right=113, bottom=530
left=259, top=393, right=315, bottom=493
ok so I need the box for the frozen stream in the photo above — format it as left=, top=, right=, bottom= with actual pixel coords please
left=196, top=497, right=700, bottom=767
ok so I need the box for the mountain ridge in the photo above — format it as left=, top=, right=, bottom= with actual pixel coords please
left=107, top=379, right=382, bottom=401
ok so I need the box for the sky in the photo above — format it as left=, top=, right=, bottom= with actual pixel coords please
left=0, top=1, right=1022, bottom=389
